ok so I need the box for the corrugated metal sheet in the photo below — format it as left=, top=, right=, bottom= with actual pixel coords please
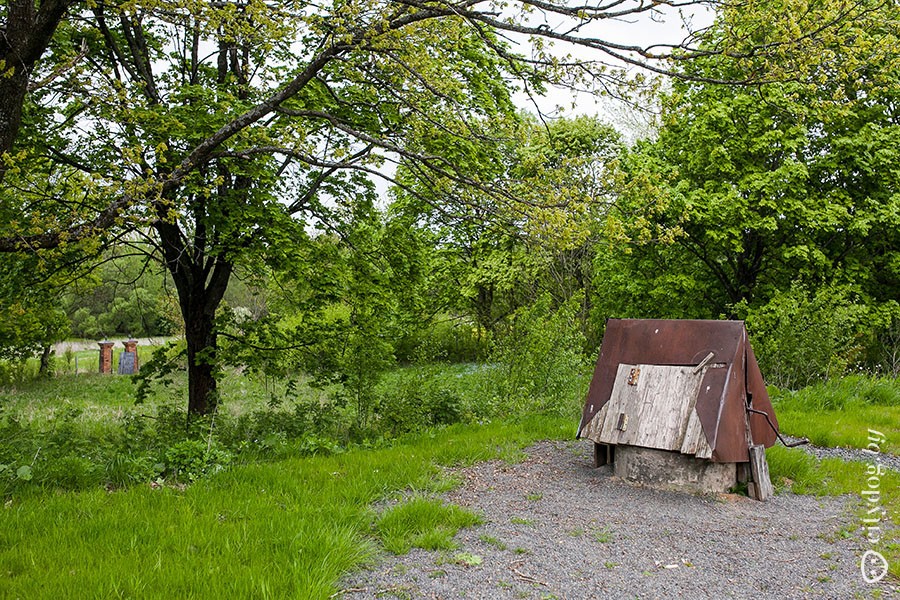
left=577, top=319, right=778, bottom=463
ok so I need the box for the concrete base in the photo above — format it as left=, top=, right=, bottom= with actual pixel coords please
left=613, top=446, right=737, bottom=494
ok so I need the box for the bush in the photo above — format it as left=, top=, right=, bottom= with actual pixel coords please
left=104, top=453, right=160, bottom=488
left=164, top=439, right=232, bottom=483
left=742, top=283, right=874, bottom=389
left=394, top=319, right=489, bottom=364
left=373, top=365, right=466, bottom=436
left=484, top=293, right=590, bottom=416
left=39, top=455, right=104, bottom=490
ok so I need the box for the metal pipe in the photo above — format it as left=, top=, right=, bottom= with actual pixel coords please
left=746, top=407, right=809, bottom=448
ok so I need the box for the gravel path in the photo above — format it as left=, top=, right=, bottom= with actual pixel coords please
left=341, top=440, right=897, bottom=600
left=52, top=337, right=176, bottom=356
left=786, top=436, right=900, bottom=473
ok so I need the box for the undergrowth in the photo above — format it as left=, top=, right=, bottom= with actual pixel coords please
left=0, top=417, right=571, bottom=599
left=770, top=375, right=900, bottom=454
left=0, top=358, right=587, bottom=497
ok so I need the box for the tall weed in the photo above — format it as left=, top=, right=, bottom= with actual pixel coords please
left=485, top=293, right=590, bottom=416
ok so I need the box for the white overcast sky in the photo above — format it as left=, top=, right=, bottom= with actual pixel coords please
left=514, top=2, right=716, bottom=125
left=374, top=2, right=718, bottom=202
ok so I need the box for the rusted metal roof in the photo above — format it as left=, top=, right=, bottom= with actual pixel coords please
left=577, top=319, right=778, bottom=463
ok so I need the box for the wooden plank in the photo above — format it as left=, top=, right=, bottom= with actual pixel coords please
left=580, top=402, right=610, bottom=443
left=694, top=434, right=714, bottom=459
left=614, top=365, right=646, bottom=446
left=632, top=366, right=700, bottom=449
left=679, top=408, right=706, bottom=455
left=586, top=363, right=712, bottom=457
left=748, top=444, right=773, bottom=501
left=596, top=363, right=635, bottom=444
left=605, top=364, right=702, bottom=451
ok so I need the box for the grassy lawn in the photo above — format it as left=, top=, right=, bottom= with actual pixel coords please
left=3, top=360, right=899, bottom=593
left=770, top=375, right=900, bottom=454
left=0, top=357, right=325, bottom=425
left=770, top=375, right=900, bottom=579
left=0, top=417, right=572, bottom=599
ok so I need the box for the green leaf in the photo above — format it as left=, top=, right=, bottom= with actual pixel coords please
left=16, top=465, right=33, bottom=481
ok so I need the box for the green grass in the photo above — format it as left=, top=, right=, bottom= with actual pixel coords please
left=768, top=376, right=900, bottom=580
left=592, top=526, right=614, bottom=544
left=771, top=375, right=900, bottom=454
left=5, top=359, right=898, bottom=592
left=377, top=496, right=482, bottom=554
left=0, top=416, right=572, bottom=599
left=0, top=359, right=322, bottom=424
left=478, top=534, right=507, bottom=550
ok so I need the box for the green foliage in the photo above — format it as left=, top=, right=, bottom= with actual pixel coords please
left=0, top=257, right=69, bottom=364
left=61, top=252, right=179, bottom=339
left=393, top=114, right=621, bottom=357
left=773, top=375, right=900, bottom=412
left=486, top=293, right=590, bottom=416
left=0, top=352, right=587, bottom=497
left=741, top=284, right=879, bottom=388
left=374, top=364, right=467, bottom=437
left=594, top=1, right=900, bottom=385
left=376, top=496, right=482, bottom=554
left=395, top=319, right=488, bottom=364
left=134, top=340, right=188, bottom=405
left=164, top=439, right=232, bottom=483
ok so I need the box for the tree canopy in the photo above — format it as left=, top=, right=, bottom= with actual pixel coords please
left=1, top=0, right=893, bottom=413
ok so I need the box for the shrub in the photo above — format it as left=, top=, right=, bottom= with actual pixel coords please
left=164, top=439, right=232, bottom=483
left=484, top=293, right=590, bottom=416
left=373, top=365, right=466, bottom=436
left=39, top=455, right=103, bottom=490
left=394, top=319, right=489, bottom=364
left=104, top=453, right=160, bottom=488
left=742, top=283, right=874, bottom=389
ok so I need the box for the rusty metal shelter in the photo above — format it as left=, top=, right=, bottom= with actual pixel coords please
left=577, top=319, right=780, bottom=495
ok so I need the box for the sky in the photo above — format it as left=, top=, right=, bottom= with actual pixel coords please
left=371, top=1, right=719, bottom=204
left=511, top=2, right=716, bottom=129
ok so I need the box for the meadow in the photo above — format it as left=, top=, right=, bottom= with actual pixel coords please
left=1, top=356, right=899, bottom=595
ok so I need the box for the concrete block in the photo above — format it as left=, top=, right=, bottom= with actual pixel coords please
left=613, top=445, right=737, bottom=494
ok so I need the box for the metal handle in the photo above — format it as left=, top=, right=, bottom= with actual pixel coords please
left=746, top=407, right=809, bottom=448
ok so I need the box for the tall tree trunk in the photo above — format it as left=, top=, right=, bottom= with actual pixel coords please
left=176, top=260, right=233, bottom=416
left=184, top=306, right=219, bottom=416
left=39, top=344, right=52, bottom=376
left=0, top=0, right=73, bottom=170
left=155, top=216, right=234, bottom=417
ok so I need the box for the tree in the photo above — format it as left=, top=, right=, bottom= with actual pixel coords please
left=0, top=0, right=889, bottom=415
left=0, top=0, right=76, bottom=165
left=61, top=248, right=180, bottom=338
left=594, top=0, right=900, bottom=364
left=0, top=256, right=69, bottom=372
left=392, top=113, right=621, bottom=351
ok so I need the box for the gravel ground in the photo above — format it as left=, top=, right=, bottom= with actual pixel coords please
left=52, top=337, right=175, bottom=355
left=340, top=440, right=897, bottom=600
left=786, top=436, right=900, bottom=473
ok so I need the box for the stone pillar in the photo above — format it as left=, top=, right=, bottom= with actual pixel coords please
left=98, top=341, right=114, bottom=374
left=118, top=339, right=139, bottom=374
